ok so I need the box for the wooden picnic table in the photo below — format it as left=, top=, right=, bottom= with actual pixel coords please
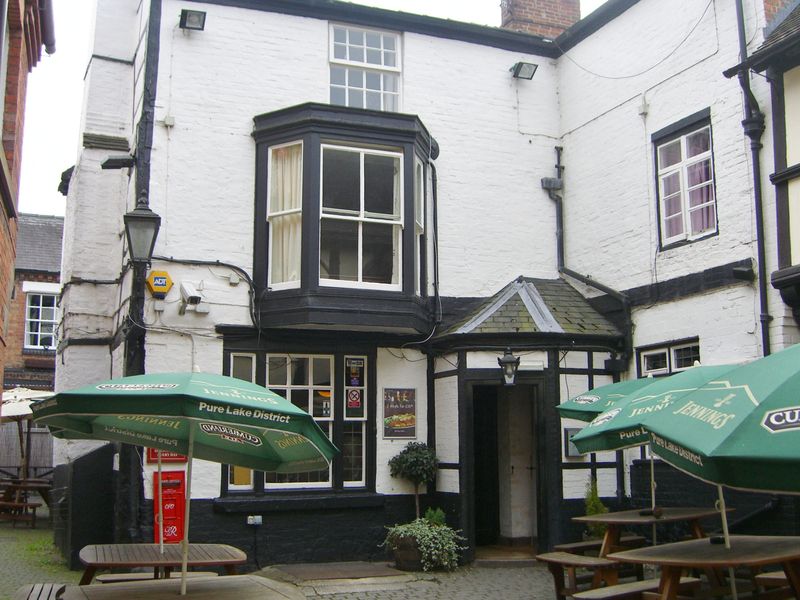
left=609, top=535, right=800, bottom=600
left=0, top=480, right=50, bottom=527
left=77, top=543, right=247, bottom=585
left=572, top=506, right=727, bottom=558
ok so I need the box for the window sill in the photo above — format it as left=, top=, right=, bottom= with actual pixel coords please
left=659, top=230, right=718, bottom=251
left=213, top=491, right=385, bottom=513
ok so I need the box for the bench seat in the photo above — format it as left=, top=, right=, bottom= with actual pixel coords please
left=95, top=571, right=219, bottom=583
left=0, top=501, right=42, bottom=528
left=537, top=552, right=622, bottom=600
left=13, top=583, right=66, bottom=600
left=573, top=576, right=701, bottom=600
left=554, top=535, right=647, bottom=555
left=756, top=571, right=787, bottom=588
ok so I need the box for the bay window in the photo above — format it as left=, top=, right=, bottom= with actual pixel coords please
left=267, top=142, right=303, bottom=289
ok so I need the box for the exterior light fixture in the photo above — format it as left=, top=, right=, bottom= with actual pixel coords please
left=510, top=62, right=538, bottom=80
left=123, top=195, right=161, bottom=266
left=498, top=348, right=521, bottom=386
left=179, top=9, right=206, bottom=31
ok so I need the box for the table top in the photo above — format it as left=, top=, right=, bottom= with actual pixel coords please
left=79, top=543, right=247, bottom=568
left=572, top=507, right=725, bottom=526
left=609, top=535, right=800, bottom=568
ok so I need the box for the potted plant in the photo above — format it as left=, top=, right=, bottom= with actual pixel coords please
left=382, top=508, right=465, bottom=571
left=388, top=441, right=438, bottom=518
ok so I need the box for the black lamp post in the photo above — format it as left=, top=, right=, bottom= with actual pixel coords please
left=498, top=348, right=520, bottom=386
left=118, top=195, right=160, bottom=543
left=123, top=195, right=160, bottom=377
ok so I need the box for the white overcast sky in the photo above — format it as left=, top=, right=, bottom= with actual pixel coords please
left=18, top=0, right=606, bottom=216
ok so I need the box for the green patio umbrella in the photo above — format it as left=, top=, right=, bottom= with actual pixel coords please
left=557, top=378, right=655, bottom=421
left=32, top=371, right=338, bottom=594
left=644, top=343, right=800, bottom=495
left=571, top=364, right=736, bottom=454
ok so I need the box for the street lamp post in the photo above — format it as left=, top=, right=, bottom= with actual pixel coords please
left=118, top=195, right=160, bottom=542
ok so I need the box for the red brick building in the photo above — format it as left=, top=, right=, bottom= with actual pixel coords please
left=4, top=213, right=62, bottom=391
left=0, top=0, right=56, bottom=396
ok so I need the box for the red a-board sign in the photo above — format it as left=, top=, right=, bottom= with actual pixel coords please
left=153, top=471, right=185, bottom=543
left=146, top=448, right=187, bottom=464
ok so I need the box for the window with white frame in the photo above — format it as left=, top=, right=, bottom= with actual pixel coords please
left=24, top=291, right=58, bottom=350
left=267, top=141, right=303, bottom=289
left=227, top=354, right=257, bottom=491
left=656, top=124, right=716, bottom=246
left=320, top=145, right=402, bottom=289
left=639, top=341, right=700, bottom=376
left=329, top=24, right=400, bottom=112
left=266, top=354, right=334, bottom=487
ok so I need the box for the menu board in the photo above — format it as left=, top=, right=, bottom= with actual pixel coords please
left=383, top=388, right=416, bottom=439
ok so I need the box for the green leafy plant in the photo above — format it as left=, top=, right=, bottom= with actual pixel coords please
left=388, top=442, right=438, bottom=518
left=382, top=518, right=465, bottom=571
left=584, top=477, right=609, bottom=538
left=424, top=507, right=447, bottom=527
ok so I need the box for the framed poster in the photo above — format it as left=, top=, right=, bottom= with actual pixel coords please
left=383, top=388, right=416, bottom=439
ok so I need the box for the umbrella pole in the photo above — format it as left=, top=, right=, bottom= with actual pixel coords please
left=157, top=450, right=164, bottom=554
left=717, top=485, right=737, bottom=600
left=15, top=421, right=25, bottom=479
left=180, top=426, right=195, bottom=596
left=649, top=448, right=657, bottom=546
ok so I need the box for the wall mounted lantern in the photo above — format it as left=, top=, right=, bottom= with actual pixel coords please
left=498, top=348, right=521, bottom=386
left=510, top=62, right=538, bottom=80
left=179, top=9, right=206, bottom=31
left=124, top=195, right=161, bottom=266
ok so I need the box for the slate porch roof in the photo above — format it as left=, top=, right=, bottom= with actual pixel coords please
left=436, top=276, right=623, bottom=340
left=16, top=214, right=64, bottom=273
left=725, top=2, right=800, bottom=74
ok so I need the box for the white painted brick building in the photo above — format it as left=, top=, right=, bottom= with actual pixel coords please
left=51, top=0, right=798, bottom=565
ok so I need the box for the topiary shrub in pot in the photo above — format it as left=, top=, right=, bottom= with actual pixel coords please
left=388, top=441, right=438, bottom=519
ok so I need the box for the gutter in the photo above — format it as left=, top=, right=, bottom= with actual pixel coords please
left=40, top=0, right=56, bottom=54
left=723, top=1, right=771, bottom=356
left=542, top=146, right=632, bottom=364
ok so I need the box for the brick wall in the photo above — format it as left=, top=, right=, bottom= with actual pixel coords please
left=501, top=0, right=580, bottom=38
left=763, top=0, right=795, bottom=27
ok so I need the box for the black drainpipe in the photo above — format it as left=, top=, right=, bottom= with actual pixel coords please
left=733, top=0, right=771, bottom=356
left=542, top=146, right=632, bottom=362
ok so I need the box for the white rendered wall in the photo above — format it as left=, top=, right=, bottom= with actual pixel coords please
left=375, top=348, right=429, bottom=495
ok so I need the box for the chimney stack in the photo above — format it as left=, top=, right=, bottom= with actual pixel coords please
left=501, top=0, right=581, bottom=38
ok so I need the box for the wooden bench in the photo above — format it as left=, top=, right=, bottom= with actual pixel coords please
left=537, top=552, right=621, bottom=600
left=756, top=571, right=788, bottom=588
left=12, top=583, right=66, bottom=600
left=554, top=535, right=647, bottom=555
left=95, top=571, right=219, bottom=583
left=573, top=577, right=701, bottom=600
left=0, top=500, right=42, bottom=528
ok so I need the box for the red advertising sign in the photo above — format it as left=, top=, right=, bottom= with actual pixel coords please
left=153, top=471, right=185, bottom=544
left=146, top=448, right=187, bottom=464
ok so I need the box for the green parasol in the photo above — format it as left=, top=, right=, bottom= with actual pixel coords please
left=32, top=371, right=338, bottom=594
left=557, top=378, right=655, bottom=421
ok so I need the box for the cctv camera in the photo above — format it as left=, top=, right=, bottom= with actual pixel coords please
left=180, top=282, right=202, bottom=305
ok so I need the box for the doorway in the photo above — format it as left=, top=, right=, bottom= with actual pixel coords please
left=472, top=384, right=538, bottom=550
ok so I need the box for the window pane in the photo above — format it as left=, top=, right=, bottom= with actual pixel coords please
left=690, top=204, right=715, bottom=235
left=384, top=51, right=396, bottom=68
left=330, top=86, right=346, bottom=106
left=365, top=71, right=381, bottom=90
left=384, top=74, right=397, bottom=93
left=347, top=69, right=363, bottom=86
left=662, top=172, right=681, bottom=197
left=665, top=214, right=683, bottom=238
left=365, top=32, right=381, bottom=48
left=229, top=465, right=252, bottom=487
left=291, top=358, right=309, bottom=385
left=384, top=94, right=398, bottom=112
left=330, top=66, right=346, bottom=85
left=348, top=88, right=364, bottom=108
left=363, top=222, right=397, bottom=284
left=333, top=43, right=346, bottom=60
left=333, top=27, right=346, bottom=43
left=290, top=389, right=309, bottom=412
left=686, top=129, right=710, bottom=157
left=313, top=390, right=332, bottom=418
left=688, top=185, right=713, bottom=208
left=658, top=140, right=681, bottom=169
left=349, top=30, right=363, bottom=45
left=342, top=422, right=364, bottom=483
left=366, top=49, right=381, bottom=65
left=268, top=356, right=287, bottom=386
left=349, top=46, right=364, bottom=62
left=364, top=154, right=398, bottom=217
left=231, top=355, right=254, bottom=382
left=643, top=352, right=668, bottom=372
left=687, top=159, right=712, bottom=187
left=313, top=357, right=331, bottom=386
left=383, top=35, right=395, bottom=50
left=270, top=213, right=302, bottom=284
left=673, top=345, right=700, bottom=369
left=365, top=91, right=381, bottom=110
left=323, top=149, right=360, bottom=213
left=664, top=194, right=682, bottom=217
left=320, top=219, right=359, bottom=281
